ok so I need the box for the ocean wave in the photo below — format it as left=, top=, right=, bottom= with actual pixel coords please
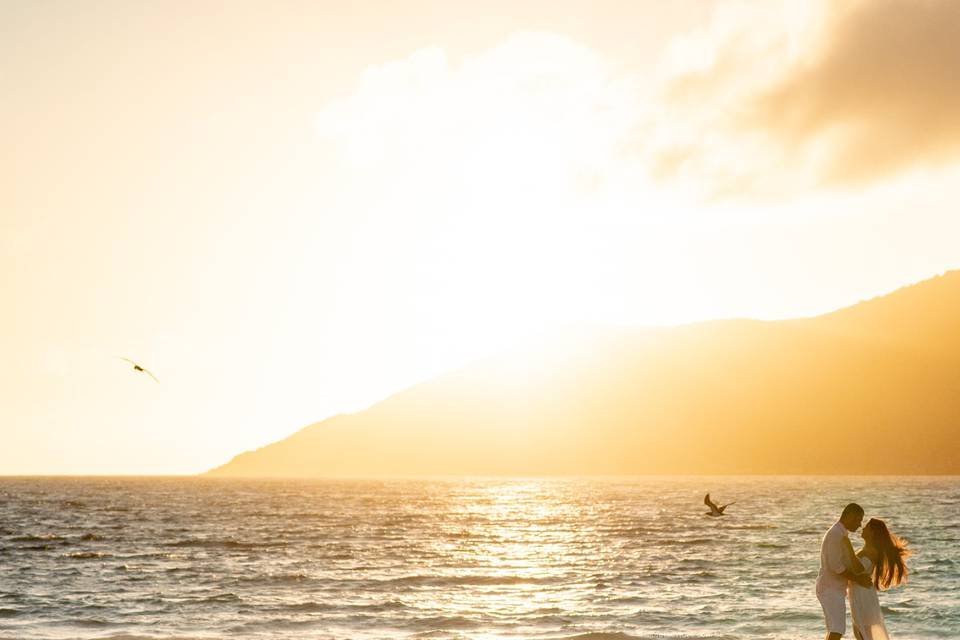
left=691, top=570, right=718, bottom=578
left=164, top=539, right=287, bottom=549
left=237, top=572, right=311, bottom=585
left=410, top=631, right=471, bottom=639
left=556, top=633, right=641, bottom=640
left=384, top=574, right=553, bottom=587
left=659, top=538, right=713, bottom=545
left=532, top=606, right=565, bottom=613
left=594, top=527, right=662, bottom=539
left=66, top=551, right=112, bottom=559
left=117, top=551, right=177, bottom=560
left=758, top=609, right=819, bottom=622
left=603, top=596, right=646, bottom=605
left=280, top=601, right=337, bottom=613
left=21, top=543, right=65, bottom=551
left=887, top=597, right=919, bottom=608
left=11, top=534, right=65, bottom=543
left=98, top=636, right=211, bottom=640
left=445, top=529, right=504, bottom=540
left=406, top=614, right=482, bottom=630
left=282, top=599, right=409, bottom=614
left=200, top=593, right=242, bottom=603
left=70, top=616, right=112, bottom=627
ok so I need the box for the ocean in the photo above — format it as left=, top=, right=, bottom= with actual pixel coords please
left=0, top=476, right=957, bottom=639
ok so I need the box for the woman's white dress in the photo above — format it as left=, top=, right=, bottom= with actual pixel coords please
left=848, top=555, right=891, bottom=640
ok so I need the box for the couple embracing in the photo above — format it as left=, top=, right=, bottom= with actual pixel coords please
left=816, top=503, right=911, bottom=640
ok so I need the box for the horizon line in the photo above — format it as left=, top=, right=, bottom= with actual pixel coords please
left=3, top=473, right=959, bottom=479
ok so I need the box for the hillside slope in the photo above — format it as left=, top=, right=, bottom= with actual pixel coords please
left=207, top=271, right=960, bottom=476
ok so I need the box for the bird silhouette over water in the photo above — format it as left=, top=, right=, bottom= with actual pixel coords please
left=704, top=493, right=735, bottom=517
left=119, top=357, right=159, bottom=383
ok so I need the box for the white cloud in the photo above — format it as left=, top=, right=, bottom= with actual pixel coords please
left=314, top=32, right=642, bottom=221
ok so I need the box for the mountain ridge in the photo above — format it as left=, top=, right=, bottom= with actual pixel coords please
left=207, top=271, right=960, bottom=476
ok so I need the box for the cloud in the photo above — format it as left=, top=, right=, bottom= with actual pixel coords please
left=309, top=32, right=685, bottom=349
left=646, top=0, right=960, bottom=196
left=314, top=31, right=640, bottom=215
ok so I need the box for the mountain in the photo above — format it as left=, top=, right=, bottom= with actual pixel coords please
left=206, top=271, right=960, bottom=476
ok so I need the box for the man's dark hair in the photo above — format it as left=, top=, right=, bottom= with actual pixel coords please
left=841, top=503, right=864, bottom=518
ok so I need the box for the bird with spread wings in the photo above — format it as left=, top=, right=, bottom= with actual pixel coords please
left=119, top=357, right=160, bottom=383
left=704, top=493, right=735, bottom=517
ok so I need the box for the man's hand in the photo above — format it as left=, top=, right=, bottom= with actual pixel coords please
left=840, top=568, right=872, bottom=588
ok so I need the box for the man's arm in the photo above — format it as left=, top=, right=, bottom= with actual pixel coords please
left=841, top=536, right=872, bottom=587
left=839, top=567, right=872, bottom=587
left=843, top=537, right=866, bottom=574
left=826, top=532, right=872, bottom=588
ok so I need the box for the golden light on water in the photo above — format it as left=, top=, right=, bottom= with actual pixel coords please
left=3, top=475, right=955, bottom=637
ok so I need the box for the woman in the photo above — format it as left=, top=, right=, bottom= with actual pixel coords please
left=846, top=518, right=911, bottom=640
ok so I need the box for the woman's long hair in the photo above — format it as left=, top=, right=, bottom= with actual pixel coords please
left=864, top=518, right=910, bottom=589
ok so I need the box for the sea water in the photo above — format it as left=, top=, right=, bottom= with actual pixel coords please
left=0, top=476, right=957, bottom=639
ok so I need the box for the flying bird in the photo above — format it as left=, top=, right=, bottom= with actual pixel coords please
left=119, top=357, right=160, bottom=383
left=704, top=493, right=735, bottom=517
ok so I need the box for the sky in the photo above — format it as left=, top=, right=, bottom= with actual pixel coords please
left=3, top=0, right=959, bottom=474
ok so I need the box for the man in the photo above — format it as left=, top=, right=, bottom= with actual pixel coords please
left=816, top=503, right=872, bottom=639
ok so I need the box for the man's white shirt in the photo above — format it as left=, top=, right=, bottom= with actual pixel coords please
left=817, top=520, right=850, bottom=592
